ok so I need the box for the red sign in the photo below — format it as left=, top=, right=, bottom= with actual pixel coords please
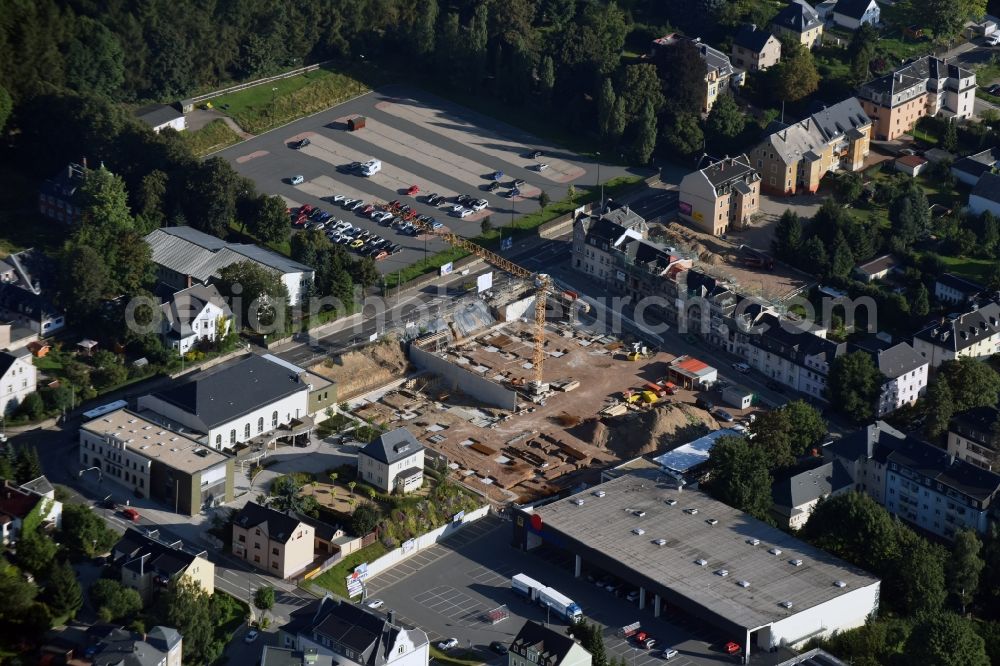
left=530, top=514, right=543, bottom=531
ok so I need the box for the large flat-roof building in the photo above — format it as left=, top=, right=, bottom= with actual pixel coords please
left=513, top=470, right=880, bottom=660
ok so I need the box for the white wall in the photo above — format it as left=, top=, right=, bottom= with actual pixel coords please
left=153, top=117, right=187, bottom=133
left=206, top=390, right=309, bottom=450
left=281, top=271, right=313, bottom=306
left=0, top=354, right=35, bottom=416
left=766, top=581, right=880, bottom=648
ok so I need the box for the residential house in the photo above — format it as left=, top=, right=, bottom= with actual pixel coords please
left=136, top=103, right=186, bottom=133
left=850, top=337, right=928, bottom=416
left=89, top=625, right=183, bottom=666
left=0, top=248, right=66, bottom=337
left=508, top=621, right=592, bottom=666
left=852, top=254, right=899, bottom=282
left=79, top=408, right=235, bottom=515
left=731, top=25, right=782, bottom=72
left=0, top=348, right=35, bottom=415
left=934, top=273, right=985, bottom=305
left=969, top=172, right=1000, bottom=217
left=678, top=155, right=761, bottom=235
left=772, top=461, right=852, bottom=530
left=831, top=0, right=881, bottom=29
left=751, top=97, right=872, bottom=195
left=111, top=529, right=214, bottom=601
left=0, top=476, right=63, bottom=545
left=159, top=283, right=234, bottom=354
left=912, top=301, right=1000, bottom=367
left=232, top=501, right=315, bottom=579
left=651, top=34, right=742, bottom=113
left=262, top=647, right=333, bottom=666
left=857, top=57, right=976, bottom=141
left=894, top=154, right=928, bottom=176
left=278, top=594, right=429, bottom=666
left=951, top=147, right=1000, bottom=186
left=948, top=406, right=999, bottom=471
left=38, top=161, right=86, bottom=224
left=358, top=428, right=425, bottom=495
left=136, top=354, right=312, bottom=451
left=825, top=421, right=1000, bottom=539
left=145, top=226, right=315, bottom=306
left=571, top=208, right=648, bottom=285
left=771, top=1, right=825, bottom=49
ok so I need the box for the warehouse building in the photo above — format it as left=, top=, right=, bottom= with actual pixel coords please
left=512, top=469, right=880, bottom=662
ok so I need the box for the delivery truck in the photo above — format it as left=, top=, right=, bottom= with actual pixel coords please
left=511, top=573, right=544, bottom=602
left=538, top=586, right=583, bottom=622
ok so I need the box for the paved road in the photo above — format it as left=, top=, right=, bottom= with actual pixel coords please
left=215, top=84, right=645, bottom=275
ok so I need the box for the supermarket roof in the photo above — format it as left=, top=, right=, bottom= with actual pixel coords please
left=529, top=469, right=879, bottom=632
left=652, top=428, right=743, bottom=473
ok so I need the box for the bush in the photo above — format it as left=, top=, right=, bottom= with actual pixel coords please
left=350, top=502, right=381, bottom=536
left=16, top=392, right=45, bottom=421
left=90, top=579, right=142, bottom=622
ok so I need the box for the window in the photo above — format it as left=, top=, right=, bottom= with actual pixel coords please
left=230, top=430, right=236, bottom=444
left=272, top=547, right=279, bottom=555
left=216, top=434, right=222, bottom=448
left=271, top=561, right=278, bottom=569
left=258, top=417, right=264, bottom=433
left=239, top=535, right=245, bottom=543
left=254, top=555, right=260, bottom=563
left=255, top=529, right=261, bottom=536
left=244, top=423, right=251, bottom=438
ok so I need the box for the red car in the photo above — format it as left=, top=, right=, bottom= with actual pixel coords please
left=723, top=642, right=740, bottom=655
left=300, top=204, right=314, bottom=214
left=375, top=250, right=389, bottom=261
left=362, top=204, right=375, bottom=215
left=406, top=185, right=420, bottom=196
left=121, top=508, right=140, bottom=522
left=634, top=632, right=656, bottom=649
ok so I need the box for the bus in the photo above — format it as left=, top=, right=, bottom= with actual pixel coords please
left=81, top=400, right=128, bottom=420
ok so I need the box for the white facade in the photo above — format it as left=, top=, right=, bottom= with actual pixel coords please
left=0, top=352, right=36, bottom=416
left=760, top=582, right=881, bottom=649
left=161, top=296, right=232, bottom=354
left=832, top=1, right=880, bottom=29
left=153, top=116, right=186, bottom=133
left=289, top=623, right=429, bottom=666
left=877, top=363, right=928, bottom=417
left=79, top=427, right=153, bottom=496
left=913, top=331, right=1000, bottom=368
left=358, top=448, right=425, bottom=494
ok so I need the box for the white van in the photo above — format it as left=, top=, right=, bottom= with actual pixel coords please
left=360, top=159, right=381, bottom=176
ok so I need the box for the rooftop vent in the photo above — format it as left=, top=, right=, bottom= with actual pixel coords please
left=665, top=499, right=677, bottom=506
left=684, top=508, right=699, bottom=515
left=706, top=518, right=719, bottom=526
left=779, top=601, right=794, bottom=609
left=737, top=580, right=750, bottom=588
left=572, top=498, right=585, bottom=506
left=695, top=558, right=708, bottom=566
left=593, top=490, right=606, bottom=498
left=653, top=538, right=667, bottom=546
left=633, top=510, right=646, bottom=517
left=747, top=538, right=760, bottom=546
left=632, top=527, right=645, bottom=536
left=790, top=559, right=803, bottom=567
left=834, top=580, right=847, bottom=588
left=715, top=569, right=729, bottom=577
left=769, top=548, right=782, bottom=556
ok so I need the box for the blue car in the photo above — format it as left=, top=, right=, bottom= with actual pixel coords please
left=430, top=219, right=444, bottom=230
left=491, top=170, right=504, bottom=181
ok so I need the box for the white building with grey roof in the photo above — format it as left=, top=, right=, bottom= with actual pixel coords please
left=145, top=226, right=314, bottom=305
left=358, top=428, right=425, bottom=494
left=771, top=461, right=853, bottom=530
left=850, top=337, right=928, bottom=416
left=912, top=301, right=1000, bottom=367
left=159, top=283, right=234, bottom=353
left=513, top=469, right=880, bottom=659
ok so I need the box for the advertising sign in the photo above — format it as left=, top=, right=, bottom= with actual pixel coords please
left=616, top=270, right=626, bottom=281
left=678, top=201, right=693, bottom=216
left=452, top=510, right=465, bottom=523
left=402, top=538, right=416, bottom=553
left=440, top=262, right=454, bottom=276
left=477, top=272, right=494, bottom=293
left=501, top=237, right=513, bottom=251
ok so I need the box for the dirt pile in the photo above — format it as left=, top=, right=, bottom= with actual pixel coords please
left=309, top=340, right=410, bottom=398
left=597, top=402, right=718, bottom=458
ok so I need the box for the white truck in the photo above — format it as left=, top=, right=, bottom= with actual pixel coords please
left=360, top=159, right=381, bottom=176
left=511, top=573, right=544, bottom=602
left=538, top=586, right=583, bottom=622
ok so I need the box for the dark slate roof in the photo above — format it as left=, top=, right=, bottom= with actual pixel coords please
left=602, top=206, right=646, bottom=230
left=111, top=529, right=205, bottom=580
left=135, top=103, right=183, bottom=128
left=261, top=647, right=334, bottom=666
left=582, top=217, right=630, bottom=246
left=702, top=155, right=758, bottom=189
left=233, top=501, right=304, bottom=544
left=936, top=273, right=985, bottom=296
left=971, top=172, right=1000, bottom=204
left=772, top=0, right=822, bottom=32
left=0, top=351, right=17, bottom=380
left=734, top=24, right=776, bottom=52
left=0, top=481, right=41, bottom=521
left=511, top=621, right=579, bottom=665
left=861, top=56, right=972, bottom=98
left=148, top=354, right=307, bottom=431
left=91, top=626, right=180, bottom=666
left=737, top=313, right=845, bottom=368
left=833, top=0, right=876, bottom=20
left=809, top=98, right=871, bottom=141
left=949, top=406, right=999, bottom=451
left=849, top=338, right=926, bottom=379
left=913, top=301, right=1000, bottom=353
left=772, top=461, right=852, bottom=508
left=39, top=163, right=86, bottom=202
left=360, top=428, right=424, bottom=465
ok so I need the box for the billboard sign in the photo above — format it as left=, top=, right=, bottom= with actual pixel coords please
left=402, top=538, right=416, bottom=553
left=452, top=510, right=465, bottom=523
left=678, top=201, right=692, bottom=216
left=477, top=272, right=494, bottom=293
left=440, top=262, right=454, bottom=276
left=501, top=237, right=513, bottom=251
left=346, top=577, right=364, bottom=597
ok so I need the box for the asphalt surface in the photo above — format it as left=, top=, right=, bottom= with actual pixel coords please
left=215, top=84, right=643, bottom=275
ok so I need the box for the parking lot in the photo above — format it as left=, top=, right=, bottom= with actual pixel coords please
left=362, top=516, right=766, bottom=666
left=216, top=84, right=637, bottom=274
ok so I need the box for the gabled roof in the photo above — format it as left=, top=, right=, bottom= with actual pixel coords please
left=511, top=621, right=582, bottom=666
left=91, top=625, right=180, bottom=666
left=360, top=428, right=424, bottom=465
left=913, top=301, right=1000, bottom=352
left=772, top=0, right=822, bottom=32
left=971, top=172, right=1000, bottom=205
left=854, top=253, right=899, bottom=277
left=160, top=283, right=233, bottom=337
left=146, top=354, right=308, bottom=431
left=233, top=501, right=304, bottom=544
left=849, top=338, right=926, bottom=379
left=135, top=103, right=183, bottom=128
left=772, top=461, right=852, bottom=508
left=39, top=163, right=86, bottom=203
left=19, top=475, right=54, bottom=497
left=936, top=273, right=985, bottom=296
left=733, top=24, right=777, bottom=52
left=833, top=0, right=877, bottom=20
left=762, top=98, right=871, bottom=164
left=691, top=155, right=759, bottom=195
left=112, top=529, right=205, bottom=579
left=0, top=481, right=41, bottom=521
left=949, top=405, right=999, bottom=450
left=861, top=56, right=973, bottom=99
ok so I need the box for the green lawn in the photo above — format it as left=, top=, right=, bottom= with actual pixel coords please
left=183, top=119, right=243, bottom=156
left=935, top=255, right=996, bottom=282
left=312, top=541, right=389, bottom=597
left=430, top=646, right=484, bottom=666
left=214, top=65, right=368, bottom=134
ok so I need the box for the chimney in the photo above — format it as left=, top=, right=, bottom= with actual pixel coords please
left=388, top=610, right=397, bottom=625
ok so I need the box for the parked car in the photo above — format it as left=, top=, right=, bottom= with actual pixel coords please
left=330, top=194, right=346, bottom=203
left=456, top=194, right=472, bottom=204
left=988, top=83, right=1000, bottom=95
left=529, top=149, right=543, bottom=159
left=534, top=163, right=549, bottom=171
left=489, top=641, right=509, bottom=655
left=426, top=193, right=442, bottom=205
left=362, top=204, right=375, bottom=215
left=366, top=599, right=384, bottom=609
left=406, top=184, right=420, bottom=195
left=695, top=397, right=714, bottom=411
left=486, top=181, right=500, bottom=192
left=290, top=175, right=305, bottom=185
left=348, top=200, right=365, bottom=211
left=244, top=630, right=259, bottom=643
left=429, top=219, right=443, bottom=230
left=375, top=250, right=390, bottom=261
left=456, top=207, right=473, bottom=218
left=512, top=178, right=526, bottom=188
left=121, top=508, right=140, bottom=522
left=989, top=32, right=1000, bottom=46
left=505, top=188, right=521, bottom=198
left=470, top=199, right=488, bottom=212
left=713, top=408, right=735, bottom=422
left=659, top=649, right=678, bottom=660
left=437, top=638, right=459, bottom=650
left=342, top=199, right=358, bottom=208
left=723, top=642, right=741, bottom=655
left=765, top=379, right=785, bottom=393
left=294, top=138, right=311, bottom=149
left=490, top=170, right=504, bottom=181
left=634, top=632, right=656, bottom=649
left=731, top=362, right=750, bottom=374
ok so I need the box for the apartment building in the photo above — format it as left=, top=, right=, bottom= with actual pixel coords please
left=679, top=155, right=761, bottom=235
left=79, top=408, right=234, bottom=515
left=137, top=354, right=312, bottom=451
left=771, top=0, right=824, bottom=49
left=111, top=528, right=214, bottom=601
left=358, top=428, right=426, bottom=495
left=772, top=461, right=852, bottom=530
left=570, top=208, right=648, bottom=285
left=857, top=57, right=976, bottom=141
left=90, top=626, right=183, bottom=666
left=751, top=97, right=871, bottom=195
left=849, top=337, right=929, bottom=416
left=912, top=301, right=1000, bottom=367
left=651, top=34, right=742, bottom=113
left=159, top=283, right=234, bottom=354
left=731, top=24, right=782, bottom=72
left=508, top=621, right=592, bottom=666
left=38, top=162, right=86, bottom=224
left=279, top=595, right=429, bottom=666
left=948, top=406, right=999, bottom=471
left=827, top=422, right=1000, bottom=540
left=934, top=273, right=986, bottom=306
left=232, top=501, right=315, bottom=579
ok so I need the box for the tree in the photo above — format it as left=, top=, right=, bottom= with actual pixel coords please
left=410, top=0, right=438, bottom=56
left=913, top=283, right=930, bottom=318
left=802, top=236, right=828, bottom=274
left=848, top=23, right=877, bottom=84
left=0, top=561, right=37, bottom=625
left=59, top=244, right=110, bottom=320
left=749, top=400, right=826, bottom=468
left=706, top=436, right=773, bottom=520
left=17, top=532, right=58, bottom=577
left=925, top=378, right=955, bottom=439
left=830, top=232, right=855, bottom=279
left=705, top=95, right=745, bottom=147
left=538, top=191, right=551, bottom=208
left=0, top=85, right=11, bottom=133
left=661, top=112, right=704, bottom=157
left=351, top=257, right=379, bottom=290
left=15, top=445, right=42, bottom=484
left=608, top=96, right=627, bottom=143
left=906, top=613, right=990, bottom=666
left=579, top=622, right=608, bottom=666
left=891, top=532, right=948, bottom=615
left=835, top=172, right=863, bottom=204
left=248, top=195, right=291, bottom=245
left=253, top=586, right=275, bottom=616
left=771, top=210, right=802, bottom=260
left=947, top=529, right=984, bottom=614
left=351, top=502, right=380, bottom=536
left=17, top=392, right=45, bottom=421
left=269, top=476, right=308, bottom=514
left=620, top=64, right=665, bottom=119
left=216, top=261, right=289, bottom=331
left=539, top=55, right=556, bottom=105
left=186, top=157, right=241, bottom=237
left=65, top=17, right=125, bottom=98
left=597, top=78, right=616, bottom=139
left=60, top=503, right=119, bottom=558
left=480, top=217, right=493, bottom=235
left=826, top=351, right=881, bottom=423
left=629, top=101, right=657, bottom=165
left=938, top=357, right=1000, bottom=412
left=90, top=579, right=142, bottom=622
left=941, top=118, right=958, bottom=152
left=45, top=559, right=83, bottom=619
left=160, top=578, right=224, bottom=665
left=917, top=0, right=988, bottom=38
left=653, top=39, right=706, bottom=113
left=772, top=42, right=819, bottom=102
left=801, top=492, right=902, bottom=572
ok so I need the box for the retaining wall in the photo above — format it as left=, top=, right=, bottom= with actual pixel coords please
left=409, top=343, right=517, bottom=410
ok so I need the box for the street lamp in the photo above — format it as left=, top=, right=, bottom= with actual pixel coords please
left=596, top=151, right=603, bottom=212
left=270, top=87, right=278, bottom=123
left=358, top=55, right=365, bottom=95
